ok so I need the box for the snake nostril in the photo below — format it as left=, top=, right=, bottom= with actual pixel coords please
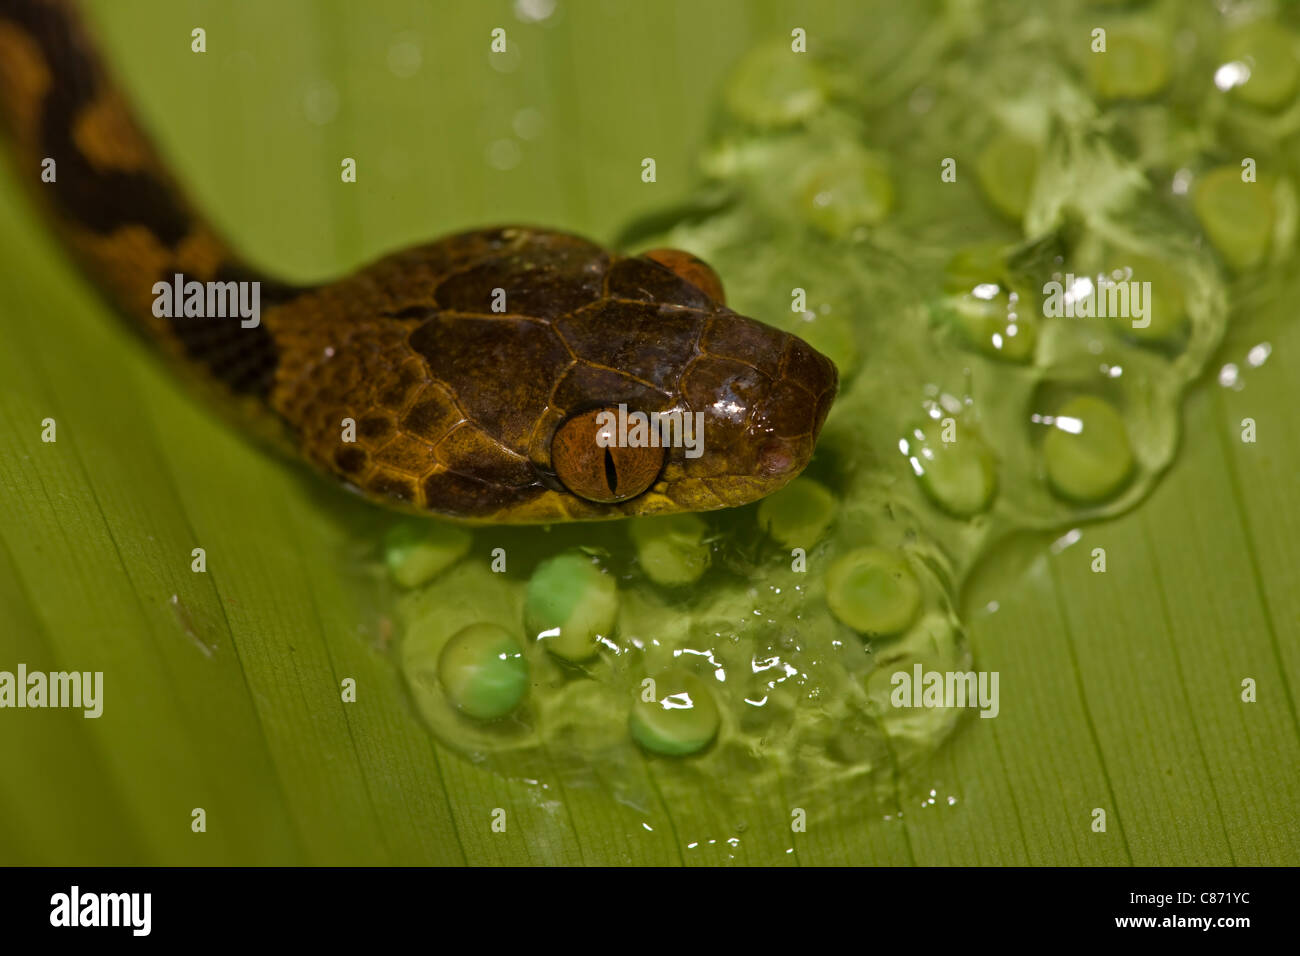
left=757, top=438, right=798, bottom=477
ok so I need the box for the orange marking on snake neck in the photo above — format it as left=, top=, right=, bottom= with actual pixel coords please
left=70, top=223, right=171, bottom=316
left=0, top=23, right=51, bottom=144
left=72, top=92, right=154, bottom=171
left=173, top=227, right=231, bottom=281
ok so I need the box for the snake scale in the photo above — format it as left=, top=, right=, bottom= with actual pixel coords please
left=0, top=0, right=836, bottom=523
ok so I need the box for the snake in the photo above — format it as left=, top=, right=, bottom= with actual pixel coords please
left=0, top=0, right=837, bottom=523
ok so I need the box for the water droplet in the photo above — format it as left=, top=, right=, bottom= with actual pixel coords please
left=487, top=138, right=521, bottom=171
left=302, top=81, right=339, bottom=125
left=515, top=0, right=557, bottom=23
left=387, top=34, right=422, bottom=77
left=490, top=43, right=523, bottom=73
left=513, top=107, right=545, bottom=140
left=1214, top=61, right=1251, bottom=91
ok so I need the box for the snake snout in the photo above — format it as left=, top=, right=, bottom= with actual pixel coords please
left=728, top=333, right=837, bottom=495
left=752, top=335, right=837, bottom=439
left=665, top=314, right=838, bottom=512
left=787, top=336, right=839, bottom=430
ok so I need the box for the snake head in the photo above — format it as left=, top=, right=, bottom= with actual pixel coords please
left=305, top=229, right=837, bottom=523
left=546, top=247, right=838, bottom=518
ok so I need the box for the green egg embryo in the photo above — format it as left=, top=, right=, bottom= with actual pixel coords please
left=826, top=547, right=922, bottom=637
left=438, top=623, right=529, bottom=720
left=904, top=420, right=998, bottom=518
left=1043, top=395, right=1135, bottom=504
left=524, top=551, right=619, bottom=662
left=629, top=671, right=721, bottom=757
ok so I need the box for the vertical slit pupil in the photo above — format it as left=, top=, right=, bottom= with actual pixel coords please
left=604, top=447, right=618, bottom=495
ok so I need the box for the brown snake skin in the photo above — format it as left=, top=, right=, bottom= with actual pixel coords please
left=0, top=0, right=837, bottom=523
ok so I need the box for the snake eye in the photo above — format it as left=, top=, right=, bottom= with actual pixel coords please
left=551, top=407, right=665, bottom=503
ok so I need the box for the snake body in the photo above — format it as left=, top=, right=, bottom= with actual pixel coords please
left=0, top=0, right=836, bottom=523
